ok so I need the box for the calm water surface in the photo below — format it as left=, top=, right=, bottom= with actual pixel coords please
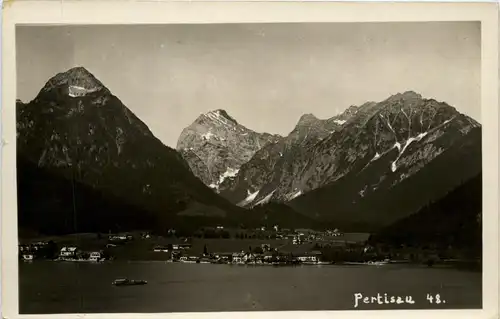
left=19, top=261, right=481, bottom=313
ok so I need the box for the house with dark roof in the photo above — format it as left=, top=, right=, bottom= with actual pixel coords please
left=232, top=252, right=246, bottom=263
left=263, top=251, right=274, bottom=262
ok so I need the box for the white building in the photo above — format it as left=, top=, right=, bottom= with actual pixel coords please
left=59, top=247, right=78, bottom=259
left=292, top=236, right=303, bottom=245
left=243, top=253, right=258, bottom=263
left=232, top=252, right=246, bottom=263
left=89, top=252, right=102, bottom=262
left=296, top=255, right=318, bottom=262
left=22, top=254, right=34, bottom=261
left=153, top=246, right=169, bottom=252
left=109, top=235, right=127, bottom=241
left=296, top=251, right=322, bottom=263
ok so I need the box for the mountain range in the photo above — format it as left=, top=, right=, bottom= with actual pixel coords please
left=179, top=91, right=481, bottom=230
left=16, top=66, right=482, bottom=239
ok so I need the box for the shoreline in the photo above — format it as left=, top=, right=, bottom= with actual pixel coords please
left=22, top=259, right=481, bottom=272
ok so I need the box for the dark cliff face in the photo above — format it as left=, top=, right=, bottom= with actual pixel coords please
left=16, top=67, right=249, bottom=234
left=176, top=109, right=281, bottom=191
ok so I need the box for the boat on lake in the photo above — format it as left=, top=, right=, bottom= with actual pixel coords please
left=112, top=278, right=148, bottom=286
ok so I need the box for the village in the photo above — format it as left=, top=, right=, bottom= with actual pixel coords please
left=18, top=225, right=460, bottom=266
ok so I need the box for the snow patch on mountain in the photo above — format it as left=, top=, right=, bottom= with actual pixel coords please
left=218, top=167, right=239, bottom=184
left=255, top=189, right=276, bottom=206
left=238, top=189, right=260, bottom=206
left=201, top=132, right=215, bottom=140
left=380, top=114, right=395, bottom=133
left=393, top=141, right=402, bottom=152
left=204, top=110, right=237, bottom=127
left=334, top=119, right=346, bottom=125
left=443, top=118, right=453, bottom=125
left=208, top=167, right=239, bottom=192
left=391, top=131, right=430, bottom=172
left=288, top=190, right=302, bottom=200
left=68, top=85, right=97, bottom=98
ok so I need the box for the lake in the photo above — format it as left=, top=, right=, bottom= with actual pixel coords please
left=19, top=261, right=481, bottom=313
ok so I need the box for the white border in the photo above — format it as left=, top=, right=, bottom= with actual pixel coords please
left=2, top=1, right=498, bottom=319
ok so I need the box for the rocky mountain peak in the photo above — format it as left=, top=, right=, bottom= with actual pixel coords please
left=212, top=109, right=238, bottom=124
left=387, top=91, right=422, bottom=102
left=16, top=66, right=158, bottom=173
left=194, top=109, right=239, bottom=127
left=297, top=113, right=320, bottom=126
left=344, top=105, right=361, bottom=115
left=40, top=66, right=106, bottom=95
left=177, top=110, right=282, bottom=191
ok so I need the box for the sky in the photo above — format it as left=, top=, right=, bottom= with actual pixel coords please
left=16, top=22, right=480, bottom=148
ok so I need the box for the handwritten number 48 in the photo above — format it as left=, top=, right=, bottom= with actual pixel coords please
left=426, top=294, right=444, bottom=304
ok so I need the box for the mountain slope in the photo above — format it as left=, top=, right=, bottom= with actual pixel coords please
left=368, top=173, right=482, bottom=257
left=289, top=127, right=481, bottom=230
left=176, top=109, right=281, bottom=191
left=16, top=67, right=249, bottom=234
left=218, top=104, right=361, bottom=205
left=17, top=157, right=156, bottom=235
left=220, top=92, right=480, bottom=208
left=215, top=91, right=480, bottom=231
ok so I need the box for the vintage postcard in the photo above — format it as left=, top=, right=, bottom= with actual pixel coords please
left=1, top=1, right=498, bottom=319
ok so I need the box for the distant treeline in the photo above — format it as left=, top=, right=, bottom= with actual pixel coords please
left=369, top=173, right=482, bottom=258
left=17, top=155, right=482, bottom=259
left=17, top=157, right=319, bottom=236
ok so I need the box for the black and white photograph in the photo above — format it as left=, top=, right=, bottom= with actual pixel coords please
left=2, top=2, right=499, bottom=318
